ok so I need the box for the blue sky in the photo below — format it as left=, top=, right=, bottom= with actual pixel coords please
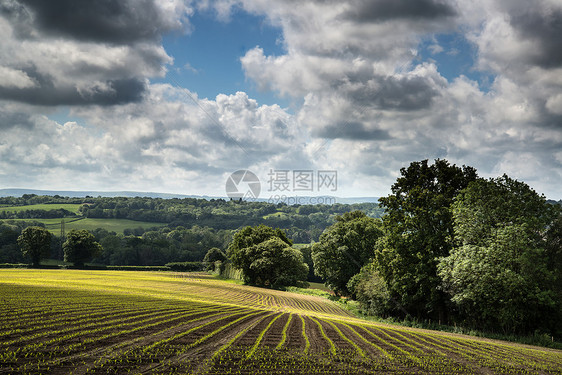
left=418, top=33, right=491, bottom=89
left=0, top=1, right=561, bottom=200
left=160, top=8, right=288, bottom=107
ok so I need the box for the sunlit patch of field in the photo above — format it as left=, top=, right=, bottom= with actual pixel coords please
left=1, top=218, right=167, bottom=235
left=1, top=269, right=561, bottom=374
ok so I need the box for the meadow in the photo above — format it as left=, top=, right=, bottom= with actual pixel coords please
left=0, top=202, right=167, bottom=235
left=0, top=269, right=561, bottom=374
left=3, top=218, right=167, bottom=235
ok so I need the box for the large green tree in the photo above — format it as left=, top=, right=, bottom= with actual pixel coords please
left=438, top=175, right=561, bottom=335
left=17, top=226, right=52, bottom=267
left=246, top=237, right=308, bottom=288
left=63, top=229, right=103, bottom=268
left=227, top=225, right=307, bottom=287
left=312, top=211, right=383, bottom=296
left=374, top=159, right=478, bottom=321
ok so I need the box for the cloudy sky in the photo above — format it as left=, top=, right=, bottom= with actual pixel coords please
left=0, top=0, right=561, bottom=200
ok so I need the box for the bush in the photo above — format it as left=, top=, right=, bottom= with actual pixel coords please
left=348, top=262, right=393, bottom=317
left=165, top=262, right=204, bottom=272
left=0, top=263, right=28, bottom=268
left=203, top=247, right=227, bottom=271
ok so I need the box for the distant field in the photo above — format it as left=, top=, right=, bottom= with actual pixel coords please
left=0, top=270, right=560, bottom=374
left=0, top=203, right=84, bottom=214
left=262, top=211, right=289, bottom=219
left=1, top=218, right=167, bottom=234
left=61, top=218, right=167, bottom=233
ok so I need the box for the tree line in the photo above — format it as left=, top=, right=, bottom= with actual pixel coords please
left=0, top=223, right=232, bottom=266
left=0, top=208, right=78, bottom=220
left=16, top=227, right=101, bottom=268
left=0, top=196, right=381, bottom=265
left=307, top=160, right=561, bottom=338
left=0, top=195, right=383, bottom=243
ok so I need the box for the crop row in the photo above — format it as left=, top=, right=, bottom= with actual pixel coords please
left=170, top=273, right=350, bottom=316
left=74, top=311, right=562, bottom=374
left=1, top=270, right=561, bottom=374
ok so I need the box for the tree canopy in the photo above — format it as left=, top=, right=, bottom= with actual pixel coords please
left=1, top=160, right=560, bottom=339
left=312, top=211, right=383, bottom=296
left=227, top=225, right=307, bottom=287
left=17, top=226, right=52, bottom=267
left=247, top=237, right=308, bottom=288
left=374, top=159, right=478, bottom=320
left=63, top=229, right=103, bottom=268
left=438, top=175, right=562, bottom=334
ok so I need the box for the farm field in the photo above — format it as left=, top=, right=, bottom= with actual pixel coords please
left=0, top=270, right=561, bottom=374
left=1, top=218, right=167, bottom=235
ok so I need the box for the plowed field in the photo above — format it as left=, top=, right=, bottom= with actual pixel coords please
left=1, top=269, right=560, bottom=374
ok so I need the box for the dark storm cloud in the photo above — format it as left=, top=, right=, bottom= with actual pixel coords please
left=344, top=0, right=456, bottom=22
left=5, top=0, right=180, bottom=44
left=343, top=75, right=439, bottom=111
left=0, top=67, right=146, bottom=106
left=314, top=121, right=391, bottom=140
left=0, top=111, right=34, bottom=130
left=0, top=0, right=181, bottom=106
left=510, top=9, right=562, bottom=68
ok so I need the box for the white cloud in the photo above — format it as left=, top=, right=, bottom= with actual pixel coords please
left=0, top=0, right=189, bottom=106
left=1, top=0, right=562, bottom=200
left=0, top=66, right=36, bottom=89
left=428, top=43, right=444, bottom=54
left=546, top=93, right=562, bottom=115
left=235, top=0, right=562, bottom=198
left=57, top=85, right=308, bottom=194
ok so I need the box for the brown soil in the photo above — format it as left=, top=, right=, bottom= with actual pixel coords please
left=282, top=314, right=306, bottom=350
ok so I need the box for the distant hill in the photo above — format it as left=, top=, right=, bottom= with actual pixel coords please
left=0, top=189, right=379, bottom=205
left=0, top=189, right=216, bottom=200
left=333, top=196, right=380, bottom=204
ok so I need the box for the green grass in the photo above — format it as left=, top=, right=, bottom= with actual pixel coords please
left=307, top=282, right=333, bottom=292
left=0, top=202, right=167, bottom=235
left=285, top=284, right=333, bottom=298
left=1, top=218, right=167, bottom=235
left=0, top=203, right=84, bottom=214
left=64, top=218, right=166, bottom=233
left=0, top=217, right=80, bottom=230
left=262, top=211, right=289, bottom=219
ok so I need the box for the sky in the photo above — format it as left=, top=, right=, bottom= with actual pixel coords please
left=0, top=0, right=561, bottom=200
